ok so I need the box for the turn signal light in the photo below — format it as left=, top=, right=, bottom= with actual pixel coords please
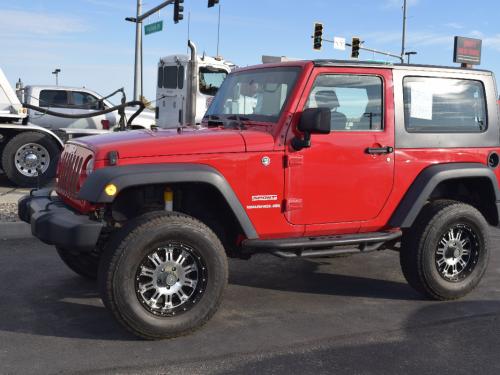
left=105, top=184, right=118, bottom=196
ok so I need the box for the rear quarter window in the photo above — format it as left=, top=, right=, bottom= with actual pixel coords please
left=403, top=77, right=487, bottom=133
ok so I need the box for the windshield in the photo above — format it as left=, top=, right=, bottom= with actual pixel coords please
left=199, top=67, right=228, bottom=96
left=205, top=67, right=301, bottom=123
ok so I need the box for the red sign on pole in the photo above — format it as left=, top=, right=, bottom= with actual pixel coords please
left=454, top=36, right=482, bottom=65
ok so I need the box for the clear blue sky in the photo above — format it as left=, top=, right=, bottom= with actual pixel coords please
left=1, top=0, right=499, bottom=102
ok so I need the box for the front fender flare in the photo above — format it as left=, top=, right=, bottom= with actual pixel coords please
left=78, top=163, right=258, bottom=239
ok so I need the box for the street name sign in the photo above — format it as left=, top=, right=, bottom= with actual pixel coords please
left=145, top=21, right=163, bottom=35
left=334, top=37, right=346, bottom=51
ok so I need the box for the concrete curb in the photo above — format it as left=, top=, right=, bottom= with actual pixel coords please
left=0, top=222, right=32, bottom=239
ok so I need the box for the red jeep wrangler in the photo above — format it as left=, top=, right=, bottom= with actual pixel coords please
left=20, top=60, right=500, bottom=339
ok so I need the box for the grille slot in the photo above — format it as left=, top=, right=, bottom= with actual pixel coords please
left=56, top=147, right=87, bottom=198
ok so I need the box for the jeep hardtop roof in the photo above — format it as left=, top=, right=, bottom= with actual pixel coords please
left=235, top=59, right=493, bottom=76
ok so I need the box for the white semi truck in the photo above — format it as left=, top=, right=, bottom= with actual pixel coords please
left=156, top=41, right=233, bottom=127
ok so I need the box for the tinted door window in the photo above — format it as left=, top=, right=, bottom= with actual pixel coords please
left=305, top=75, right=383, bottom=131
left=72, top=92, right=100, bottom=110
left=39, top=90, right=69, bottom=107
left=403, top=77, right=487, bottom=133
left=199, top=68, right=227, bottom=96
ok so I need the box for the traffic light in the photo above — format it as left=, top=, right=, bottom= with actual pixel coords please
left=208, top=0, right=219, bottom=7
left=351, top=37, right=360, bottom=59
left=313, top=22, right=323, bottom=51
left=174, top=0, right=184, bottom=23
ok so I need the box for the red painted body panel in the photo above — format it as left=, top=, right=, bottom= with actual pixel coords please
left=73, top=128, right=246, bottom=160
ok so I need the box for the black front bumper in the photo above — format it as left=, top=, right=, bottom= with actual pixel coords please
left=18, top=189, right=103, bottom=252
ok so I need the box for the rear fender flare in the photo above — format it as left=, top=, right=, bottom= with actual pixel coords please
left=389, top=163, right=500, bottom=228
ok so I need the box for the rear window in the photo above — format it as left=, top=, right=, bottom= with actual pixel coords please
left=163, top=66, right=178, bottom=89
left=39, top=90, right=69, bottom=107
left=403, top=77, right=487, bottom=133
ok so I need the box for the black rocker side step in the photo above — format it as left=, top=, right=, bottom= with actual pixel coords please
left=241, top=230, right=402, bottom=258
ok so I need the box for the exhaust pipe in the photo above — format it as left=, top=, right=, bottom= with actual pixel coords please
left=187, top=40, right=198, bottom=126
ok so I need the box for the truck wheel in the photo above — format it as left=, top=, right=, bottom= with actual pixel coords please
left=98, top=211, right=228, bottom=340
left=56, top=247, right=100, bottom=280
left=1, top=132, right=59, bottom=187
left=400, top=200, right=490, bottom=300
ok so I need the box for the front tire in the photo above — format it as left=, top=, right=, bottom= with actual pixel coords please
left=400, top=200, right=490, bottom=300
left=1, top=132, right=60, bottom=187
left=98, top=211, right=228, bottom=340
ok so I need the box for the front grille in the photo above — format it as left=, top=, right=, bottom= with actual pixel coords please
left=56, top=144, right=92, bottom=198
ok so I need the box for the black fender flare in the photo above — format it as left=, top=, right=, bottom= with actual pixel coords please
left=389, top=163, right=500, bottom=228
left=78, top=163, right=258, bottom=239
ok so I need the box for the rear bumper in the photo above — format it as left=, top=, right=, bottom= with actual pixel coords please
left=18, top=188, right=103, bottom=252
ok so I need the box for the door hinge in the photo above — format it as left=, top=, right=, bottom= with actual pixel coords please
left=284, top=154, right=304, bottom=168
left=284, top=198, right=303, bottom=211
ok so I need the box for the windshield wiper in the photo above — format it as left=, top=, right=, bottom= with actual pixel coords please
left=225, top=115, right=249, bottom=130
left=207, top=115, right=224, bottom=128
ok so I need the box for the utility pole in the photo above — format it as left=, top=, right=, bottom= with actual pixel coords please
left=134, top=0, right=142, bottom=101
left=126, top=0, right=177, bottom=101
left=401, top=0, right=407, bottom=60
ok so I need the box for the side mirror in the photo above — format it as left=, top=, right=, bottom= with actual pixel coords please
left=292, top=107, right=331, bottom=151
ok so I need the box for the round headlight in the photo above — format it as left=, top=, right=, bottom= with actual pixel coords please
left=85, top=157, right=94, bottom=175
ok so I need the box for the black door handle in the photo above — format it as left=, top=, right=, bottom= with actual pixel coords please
left=365, top=146, right=394, bottom=155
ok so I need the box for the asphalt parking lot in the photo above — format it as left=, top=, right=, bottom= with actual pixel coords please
left=0, top=233, right=499, bottom=374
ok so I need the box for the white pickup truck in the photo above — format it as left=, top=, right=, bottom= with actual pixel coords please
left=0, top=68, right=153, bottom=187
left=20, top=85, right=155, bottom=130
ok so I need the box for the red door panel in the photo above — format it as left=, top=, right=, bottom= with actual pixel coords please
left=284, top=67, right=395, bottom=229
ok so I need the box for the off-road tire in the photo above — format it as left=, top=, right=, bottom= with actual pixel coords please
left=400, top=200, right=490, bottom=300
left=56, top=247, right=100, bottom=280
left=1, top=132, right=59, bottom=187
left=98, top=211, right=228, bottom=340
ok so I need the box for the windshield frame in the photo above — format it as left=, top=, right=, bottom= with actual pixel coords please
left=205, top=66, right=302, bottom=125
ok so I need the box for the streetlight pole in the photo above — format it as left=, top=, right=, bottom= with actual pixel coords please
left=52, top=69, right=61, bottom=86
left=133, top=0, right=143, bottom=101
left=405, top=51, right=417, bottom=64
left=401, top=0, right=407, bottom=61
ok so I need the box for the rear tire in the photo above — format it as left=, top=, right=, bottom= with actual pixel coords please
left=400, top=200, right=490, bottom=300
left=98, top=211, right=228, bottom=340
left=1, top=132, right=60, bottom=187
left=56, top=247, right=100, bottom=280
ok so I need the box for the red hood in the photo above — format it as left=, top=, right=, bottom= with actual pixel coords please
left=72, top=127, right=275, bottom=160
